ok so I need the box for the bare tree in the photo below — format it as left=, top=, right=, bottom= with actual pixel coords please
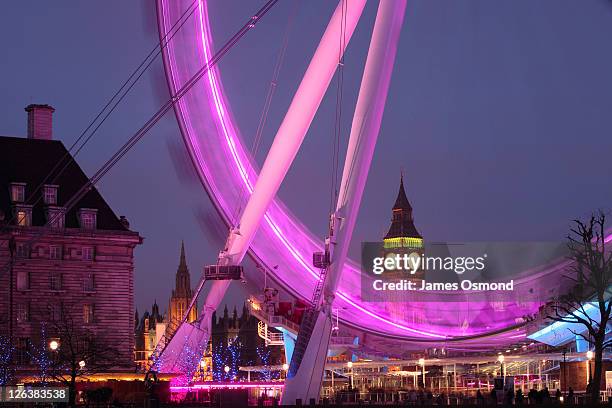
left=42, top=303, right=122, bottom=406
left=548, top=212, right=612, bottom=402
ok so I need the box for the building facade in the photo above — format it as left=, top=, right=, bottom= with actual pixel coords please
left=133, top=301, right=165, bottom=371
left=0, top=104, right=142, bottom=372
left=134, top=242, right=198, bottom=370
left=167, top=241, right=197, bottom=328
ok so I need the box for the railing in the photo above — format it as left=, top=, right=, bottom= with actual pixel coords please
left=269, top=314, right=300, bottom=333
left=257, top=321, right=284, bottom=345
left=248, top=299, right=301, bottom=333
left=203, top=264, right=243, bottom=280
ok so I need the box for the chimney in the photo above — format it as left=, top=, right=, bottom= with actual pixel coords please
left=25, top=104, right=55, bottom=140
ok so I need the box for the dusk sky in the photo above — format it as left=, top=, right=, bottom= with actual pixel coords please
left=2, top=1, right=612, bottom=314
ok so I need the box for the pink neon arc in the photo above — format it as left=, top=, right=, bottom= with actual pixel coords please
left=156, top=0, right=610, bottom=347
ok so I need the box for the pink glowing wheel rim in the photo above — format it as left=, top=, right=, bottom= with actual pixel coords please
left=156, top=0, right=563, bottom=347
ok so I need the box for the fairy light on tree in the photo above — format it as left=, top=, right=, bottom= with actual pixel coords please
left=0, top=336, right=14, bottom=385
left=27, top=324, right=53, bottom=385
left=171, top=335, right=207, bottom=386
left=256, top=346, right=279, bottom=381
left=226, top=339, right=241, bottom=381
left=212, top=337, right=243, bottom=381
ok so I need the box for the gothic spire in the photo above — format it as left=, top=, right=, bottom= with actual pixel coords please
left=385, top=173, right=421, bottom=240
left=173, top=241, right=192, bottom=297
left=179, top=240, right=187, bottom=269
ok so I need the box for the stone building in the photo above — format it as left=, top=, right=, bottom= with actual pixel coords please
left=133, top=301, right=164, bottom=370
left=0, top=104, right=142, bottom=371
left=210, top=304, right=283, bottom=379
left=134, top=242, right=197, bottom=369
left=167, top=241, right=197, bottom=329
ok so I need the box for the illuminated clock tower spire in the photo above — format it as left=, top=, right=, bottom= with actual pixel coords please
left=384, top=173, right=422, bottom=248
left=383, top=174, right=424, bottom=280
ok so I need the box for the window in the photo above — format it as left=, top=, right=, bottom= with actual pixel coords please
left=43, top=185, right=58, bottom=205
left=10, top=183, right=25, bottom=203
left=50, top=272, right=62, bottom=291
left=50, top=303, right=62, bottom=321
left=16, top=243, right=29, bottom=258
left=84, top=273, right=95, bottom=292
left=177, top=302, right=185, bottom=320
left=82, top=247, right=94, bottom=261
left=46, top=207, right=65, bottom=229
left=16, top=303, right=30, bottom=322
left=16, top=271, right=29, bottom=290
left=83, top=304, right=95, bottom=324
left=15, top=338, right=30, bottom=365
left=78, top=209, right=97, bottom=230
left=50, top=246, right=62, bottom=260
left=17, top=211, right=27, bottom=226
left=15, top=206, right=32, bottom=227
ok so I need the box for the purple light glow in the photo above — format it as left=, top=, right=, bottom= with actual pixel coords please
left=171, top=382, right=285, bottom=392
left=156, top=0, right=609, bottom=347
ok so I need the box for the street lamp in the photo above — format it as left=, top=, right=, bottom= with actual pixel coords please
left=49, top=340, right=59, bottom=351
left=586, top=350, right=594, bottom=386
left=224, top=365, right=230, bottom=373
left=347, top=361, right=354, bottom=389
left=497, top=354, right=505, bottom=381
left=418, top=358, right=425, bottom=388
left=79, top=360, right=86, bottom=369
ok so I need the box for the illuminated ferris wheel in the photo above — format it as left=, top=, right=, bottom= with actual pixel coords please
left=154, top=0, right=574, bottom=402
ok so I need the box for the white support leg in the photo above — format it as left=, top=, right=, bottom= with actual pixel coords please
left=156, top=0, right=366, bottom=374
left=282, top=310, right=333, bottom=404
left=325, top=0, right=407, bottom=299
left=220, top=0, right=366, bottom=266
left=281, top=0, right=407, bottom=403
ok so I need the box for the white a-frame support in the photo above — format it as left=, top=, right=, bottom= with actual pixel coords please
left=281, top=0, right=407, bottom=404
left=156, top=0, right=366, bottom=374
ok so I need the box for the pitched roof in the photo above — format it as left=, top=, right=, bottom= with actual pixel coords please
left=0, top=136, right=128, bottom=231
left=392, top=174, right=413, bottom=211
left=384, top=175, right=422, bottom=240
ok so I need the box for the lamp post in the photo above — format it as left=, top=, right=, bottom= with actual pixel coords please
left=586, top=350, right=593, bottom=388
left=347, top=361, right=354, bottom=389
left=49, top=340, right=59, bottom=351
left=562, top=349, right=567, bottom=396
left=497, top=354, right=505, bottom=383
left=418, top=358, right=425, bottom=389
left=78, top=360, right=86, bottom=370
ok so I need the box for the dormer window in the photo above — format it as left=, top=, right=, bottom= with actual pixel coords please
left=10, top=183, right=25, bottom=203
left=78, top=209, right=97, bottom=230
left=43, top=185, right=58, bottom=205
left=14, top=205, right=32, bottom=227
left=45, top=207, right=65, bottom=229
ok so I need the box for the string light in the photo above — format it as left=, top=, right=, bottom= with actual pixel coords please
left=0, top=336, right=15, bottom=385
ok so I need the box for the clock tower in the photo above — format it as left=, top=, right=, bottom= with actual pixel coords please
left=383, top=174, right=424, bottom=280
